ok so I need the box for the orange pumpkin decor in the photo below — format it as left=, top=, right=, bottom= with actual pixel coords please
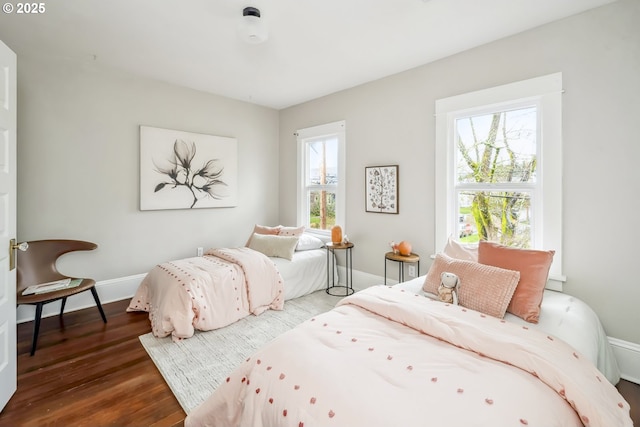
left=398, top=240, right=412, bottom=256
left=331, top=225, right=343, bottom=244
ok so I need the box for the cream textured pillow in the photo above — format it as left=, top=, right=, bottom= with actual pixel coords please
left=245, top=224, right=282, bottom=247
left=423, top=253, right=520, bottom=319
left=477, top=240, right=555, bottom=323
left=248, top=233, right=299, bottom=261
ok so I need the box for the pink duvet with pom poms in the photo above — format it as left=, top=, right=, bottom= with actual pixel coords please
left=185, top=285, right=631, bottom=427
left=127, top=247, right=284, bottom=341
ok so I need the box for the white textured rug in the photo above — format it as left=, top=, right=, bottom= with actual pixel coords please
left=139, top=289, right=340, bottom=414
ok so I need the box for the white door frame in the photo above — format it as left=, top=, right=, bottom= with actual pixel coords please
left=0, top=39, right=18, bottom=412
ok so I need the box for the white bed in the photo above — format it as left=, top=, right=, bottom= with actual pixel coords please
left=274, top=248, right=334, bottom=300
left=185, top=281, right=631, bottom=427
left=394, top=275, right=621, bottom=385
left=128, top=231, right=336, bottom=341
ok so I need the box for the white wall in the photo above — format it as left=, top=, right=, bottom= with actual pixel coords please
left=279, top=0, right=640, bottom=344
left=16, top=54, right=280, bottom=282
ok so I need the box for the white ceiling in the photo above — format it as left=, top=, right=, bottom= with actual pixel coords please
left=0, top=0, right=615, bottom=109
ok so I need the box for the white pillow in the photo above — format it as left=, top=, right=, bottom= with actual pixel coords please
left=443, top=235, right=478, bottom=262
left=296, top=233, right=325, bottom=251
left=248, top=233, right=299, bottom=260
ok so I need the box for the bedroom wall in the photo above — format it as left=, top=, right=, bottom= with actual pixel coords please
left=279, top=0, right=640, bottom=345
left=15, top=53, right=280, bottom=282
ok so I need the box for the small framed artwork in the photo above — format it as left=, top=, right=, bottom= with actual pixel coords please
left=140, top=126, right=238, bottom=210
left=365, top=165, right=399, bottom=214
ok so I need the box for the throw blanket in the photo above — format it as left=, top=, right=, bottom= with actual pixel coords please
left=185, top=286, right=631, bottom=427
left=127, top=247, right=284, bottom=341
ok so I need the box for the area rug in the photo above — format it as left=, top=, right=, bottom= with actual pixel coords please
left=139, top=289, right=340, bottom=414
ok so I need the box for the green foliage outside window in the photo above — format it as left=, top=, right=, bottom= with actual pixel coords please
left=456, top=108, right=536, bottom=248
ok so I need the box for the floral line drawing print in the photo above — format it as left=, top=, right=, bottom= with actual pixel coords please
left=154, top=139, right=228, bottom=208
left=140, top=126, right=238, bottom=211
left=365, top=165, right=398, bottom=214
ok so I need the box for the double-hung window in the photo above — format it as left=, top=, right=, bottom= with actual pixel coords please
left=296, top=121, right=346, bottom=235
left=435, top=73, right=564, bottom=288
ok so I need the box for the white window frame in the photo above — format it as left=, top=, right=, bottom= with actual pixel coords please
left=435, top=73, right=564, bottom=289
left=296, top=120, right=346, bottom=237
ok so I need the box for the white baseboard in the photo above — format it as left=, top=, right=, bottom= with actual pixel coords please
left=344, top=267, right=387, bottom=291
left=608, top=337, right=640, bottom=385
left=17, top=273, right=145, bottom=324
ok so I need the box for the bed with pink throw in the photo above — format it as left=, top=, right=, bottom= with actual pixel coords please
left=185, top=285, right=632, bottom=427
left=127, top=247, right=284, bottom=341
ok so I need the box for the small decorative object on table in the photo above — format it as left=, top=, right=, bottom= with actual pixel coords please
left=331, top=225, right=343, bottom=244
left=397, top=240, right=412, bottom=256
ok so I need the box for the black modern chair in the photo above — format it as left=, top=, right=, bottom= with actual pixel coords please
left=16, top=239, right=106, bottom=355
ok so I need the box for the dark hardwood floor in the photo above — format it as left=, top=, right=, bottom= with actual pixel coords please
left=0, top=299, right=638, bottom=426
left=0, top=299, right=185, bottom=427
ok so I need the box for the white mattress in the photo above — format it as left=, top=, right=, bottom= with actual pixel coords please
left=394, top=276, right=621, bottom=385
left=272, top=248, right=337, bottom=300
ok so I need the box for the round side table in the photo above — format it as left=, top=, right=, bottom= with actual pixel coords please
left=325, top=242, right=354, bottom=296
left=384, top=251, right=420, bottom=285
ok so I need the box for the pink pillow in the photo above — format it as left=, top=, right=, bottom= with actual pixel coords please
left=245, top=224, right=282, bottom=246
left=278, top=225, right=305, bottom=237
left=477, top=241, right=555, bottom=323
left=423, top=253, right=520, bottom=319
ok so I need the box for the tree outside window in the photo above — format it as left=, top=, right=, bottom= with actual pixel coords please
left=455, top=106, right=537, bottom=248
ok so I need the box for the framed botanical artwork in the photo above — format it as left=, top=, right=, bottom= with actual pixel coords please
left=365, top=165, right=398, bottom=214
left=140, top=126, right=238, bottom=210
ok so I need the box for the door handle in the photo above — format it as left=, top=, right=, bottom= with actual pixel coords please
left=9, top=238, right=28, bottom=271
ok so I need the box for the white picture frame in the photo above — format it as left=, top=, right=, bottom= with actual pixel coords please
left=140, top=126, right=238, bottom=210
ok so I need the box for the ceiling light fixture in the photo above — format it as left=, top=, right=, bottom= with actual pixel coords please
left=238, top=6, right=268, bottom=44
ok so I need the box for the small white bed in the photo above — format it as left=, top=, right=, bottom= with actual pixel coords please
left=274, top=248, right=332, bottom=300
left=128, top=227, right=335, bottom=341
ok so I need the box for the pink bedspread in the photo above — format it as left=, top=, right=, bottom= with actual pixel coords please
left=185, top=286, right=632, bottom=427
left=127, top=247, right=284, bottom=341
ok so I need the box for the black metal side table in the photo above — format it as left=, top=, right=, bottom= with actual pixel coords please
left=325, top=242, right=354, bottom=296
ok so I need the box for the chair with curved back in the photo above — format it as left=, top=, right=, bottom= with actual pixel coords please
left=16, top=239, right=107, bottom=356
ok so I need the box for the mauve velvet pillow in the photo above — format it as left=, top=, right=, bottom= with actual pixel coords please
left=423, top=253, right=520, bottom=319
left=477, top=240, right=555, bottom=323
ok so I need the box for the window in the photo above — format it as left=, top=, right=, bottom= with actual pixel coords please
left=435, top=73, right=564, bottom=288
left=296, top=121, right=346, bottom=235
left=454, top=103, right=538, bottom=247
